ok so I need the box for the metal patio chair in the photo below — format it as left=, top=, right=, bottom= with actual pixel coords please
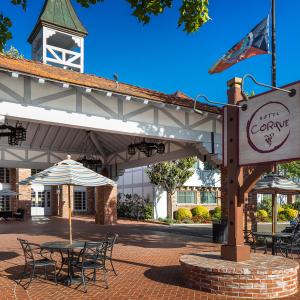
left=18, top=238, right=57, bottom=289
left=276, top=232, right=300, bottom=259
left=71, top=241, right=108, bottom=292
left=249, top=232, right=268, bottom=254
left=104, top=232, right=119, bottom=276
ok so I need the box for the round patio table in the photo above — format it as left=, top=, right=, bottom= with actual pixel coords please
left=40, top=241, right=86, bottom=284
left=252, top=232, right=292, bottom=255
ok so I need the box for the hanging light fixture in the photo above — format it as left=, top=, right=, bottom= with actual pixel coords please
left=128, top=144, right=136, bottom=155
left=15, top=122, right=26, bottom=141
left=127, top=139, right=165, bottom=157
left=0, top=121, right=27, bottom=146
left=77, top=131, right=103, bottom=173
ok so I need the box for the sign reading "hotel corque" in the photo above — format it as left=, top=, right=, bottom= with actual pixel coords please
left=238, top=82, right=300, bottom=166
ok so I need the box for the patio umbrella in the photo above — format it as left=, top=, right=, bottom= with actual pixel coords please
left=253, top=174, right=300, bottom=233
left=0, top=190, right=19, bottom=196
left=19, top=155, right=115, bottom=243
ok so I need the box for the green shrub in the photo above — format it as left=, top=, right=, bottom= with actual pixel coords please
left=278, top=206, right=284, bottom=214
left=175, top=208, right=192, bottom=221
left=257, top=209, right=269, bottom=222
left=278, top=211, right=287, bottom=221
left=292, top=201, right=300, bottom=211
left=210, top=206, right=221, bottom=221
left=284, top=208, right=298, bottom=221
left=191, top=205, right=210, bottom=218
left=144, top=204, right=153, bottom=220
left=258, top=198, right=272, bottom=215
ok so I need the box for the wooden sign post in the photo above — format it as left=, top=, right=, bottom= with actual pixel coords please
left=221, top=78, right=251, bottom=261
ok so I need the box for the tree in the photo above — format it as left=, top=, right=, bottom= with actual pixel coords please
left=279, top=161, right=300, bottom=181
left=2, top=45, right=24, bottom=58
left=0, top=0, right=210, bottom=50
left=146, top=156, right=197, bottom=218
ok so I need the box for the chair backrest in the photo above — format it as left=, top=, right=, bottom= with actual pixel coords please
left=81, top=241, right=107, bottom=265
left=105, top=232, right=118, bottom=257
left=18, top=238, right=34, bottom=262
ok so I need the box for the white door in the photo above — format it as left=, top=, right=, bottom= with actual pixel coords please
left=31, top=190, right=52, bottom=216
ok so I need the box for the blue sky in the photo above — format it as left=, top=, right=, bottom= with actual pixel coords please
left=2, top=0, right=299, bottom=103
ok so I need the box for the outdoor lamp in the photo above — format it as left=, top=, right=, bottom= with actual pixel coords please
left=8, top=131, right=18, bottom=145
left=157, top=143, right=165, bottom=154
left=145, top=148, right=153, bottom=157
left=128, top=144, right=136, bottom=155
left=15, top=122, right=26, bottom=141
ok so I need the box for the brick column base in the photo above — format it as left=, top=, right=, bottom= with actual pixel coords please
left=180, top=252, right=299, bottom=299
left=95, top=185, right=117, bottom=225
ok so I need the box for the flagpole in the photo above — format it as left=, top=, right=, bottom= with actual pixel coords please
left=271, top=0, right=276, bottom=87
left=271, top=0, right=277, bottom=174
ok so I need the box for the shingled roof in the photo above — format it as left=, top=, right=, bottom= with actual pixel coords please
left=29, top=0, right=88, bottom=42
left=0, top=54, right=221, bottom=114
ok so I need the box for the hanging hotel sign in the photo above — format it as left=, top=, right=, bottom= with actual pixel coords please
left=238, top=82, right=300, bottom=165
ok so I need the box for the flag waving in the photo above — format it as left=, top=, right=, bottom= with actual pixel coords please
left=209, top=16, right=269, bottom=74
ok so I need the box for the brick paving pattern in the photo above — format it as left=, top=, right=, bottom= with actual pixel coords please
left=0, top=216, right=299, bottom=300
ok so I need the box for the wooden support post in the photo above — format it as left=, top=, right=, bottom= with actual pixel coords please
left=272, top=194, right=277, bottom=234
left=221, top=78, right=250, bottom=262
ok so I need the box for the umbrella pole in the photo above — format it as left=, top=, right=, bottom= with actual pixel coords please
left=272, top=193, right=277, bottom=234
left=68, top=185, right=72, bottom=244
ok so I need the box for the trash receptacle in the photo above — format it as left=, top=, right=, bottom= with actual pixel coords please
left=212, top=220, right=227, bottom=243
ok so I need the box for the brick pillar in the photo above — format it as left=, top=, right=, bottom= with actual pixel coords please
left=95, top=185, right=117, bottom=225
left=60, top=185, right=73, bottom=218
left=17, top=169, right=32, bottom=218
left=221, top=77, right=250, bottom=262
left=9, top=168, right=18, bottom=211
left=87, top=187, right=95, bottom=214
left=51, top=186, right=59, bottom=216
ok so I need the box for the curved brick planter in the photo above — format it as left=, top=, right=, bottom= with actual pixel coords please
left=180, top=252, right=299, bottom=299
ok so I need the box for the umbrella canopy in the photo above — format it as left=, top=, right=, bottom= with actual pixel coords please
left=253, top=173, right=300, bottom=234
left=19, top=155, right=115, bottom=243
left=253, top=174, right=300, bottom=194
left=0, top=190, right=19, bottom=197
left=19, top=155, right=115, bottom=186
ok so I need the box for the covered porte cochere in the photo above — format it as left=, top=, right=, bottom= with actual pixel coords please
left=0, top=55, right=221, bottom=223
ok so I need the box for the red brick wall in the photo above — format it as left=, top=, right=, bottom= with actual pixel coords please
left=16, top=169, right=32, bottom=218
left=9, top=168, right=18, bottom=211
left=95, top=185, right=117, bottom=225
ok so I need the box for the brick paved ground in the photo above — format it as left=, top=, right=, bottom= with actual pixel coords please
left=0, top=216, right=299, bottom=300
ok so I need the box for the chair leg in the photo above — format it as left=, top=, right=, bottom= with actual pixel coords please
left=44, top=266, right=47, bottom=279
left=53, top=264, right=58, bottom=285
left=110, top=258, right=117, bottom=276
left=82, top=269, right=87, bottom=293
left=93, top=269, right=96, bottom=282
left=27, top=266, right=35, bottom=289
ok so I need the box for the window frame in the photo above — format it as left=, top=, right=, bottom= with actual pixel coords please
left=176, top=191, right=197, bottom=204
left=0, top=196, right=11, bottom=211
left=200, top=191, right=217, bottom=204
left=73, top=191, right=87, bottom=212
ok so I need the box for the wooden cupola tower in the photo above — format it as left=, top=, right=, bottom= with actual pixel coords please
left=28, top=0, right=87, bottom=73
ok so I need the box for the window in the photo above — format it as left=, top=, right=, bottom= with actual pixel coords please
left=200, top=191, right=217, bottom=204
left=0, top=168, right=10, bottom=183
left=0, top=196, right=10, bottom=211
left=177, top=191, right=196, bottom=204
left=74, top=191, right=87, bottom=211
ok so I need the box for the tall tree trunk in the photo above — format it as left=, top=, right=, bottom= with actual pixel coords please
left=167, top=192, right=173, bottom=219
